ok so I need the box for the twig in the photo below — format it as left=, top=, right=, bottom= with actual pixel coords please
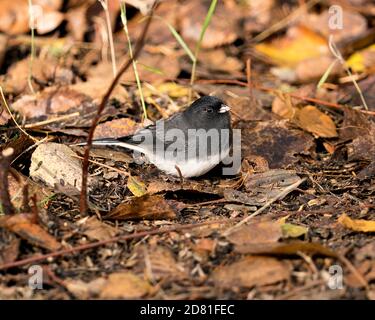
left=0, top=86, right=37, bottom=142
left=80, top=1, right=158, bottom=215
left=0, top=148, right=16, bottom=215
left=72, top=154, right=129, bottom=176
left=328, top=35, right=368, bottom=110
left=0, top=218, right=229, bottom=271
left=223, top=178, right=306, bottom=236
left=24, top=112, right=80, bottom=128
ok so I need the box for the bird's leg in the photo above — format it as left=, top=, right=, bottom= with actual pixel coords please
left=174, top=165, right=184, bottom=186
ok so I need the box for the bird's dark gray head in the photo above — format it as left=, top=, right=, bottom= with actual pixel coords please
left=184, top=96, right=231, bottom=130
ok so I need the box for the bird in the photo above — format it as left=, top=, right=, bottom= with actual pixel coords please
left=78, top=96, right=232, bottom=178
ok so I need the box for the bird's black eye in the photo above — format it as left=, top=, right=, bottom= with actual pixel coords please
left=205, top=107, right=213, bottom=113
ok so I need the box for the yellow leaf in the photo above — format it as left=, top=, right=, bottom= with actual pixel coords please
left=346, top=44, right=375, bottom=73
left=281, top=223, right=308, bottom=238
left=144, top=82, right=190, bottom=98
left=127, top=176, right=147, bottom=197
left=255, top=25, right=328, bottom=67
left=338, top=213, right=375, bottom=233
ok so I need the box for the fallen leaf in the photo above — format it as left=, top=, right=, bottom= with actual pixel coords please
left=226, top=219, right=283, bottom=245
left=255, top=25, right=328, bottom=67
left=80, top=216, right=118, bottom=241
left=65, top=278, right=106, bottom=299
left=0, top=213, right=61, bottom=251
left=294, top=105, right=338, bottom=138
left=303, top=10, right=367, bottom=44
left=211, top=256, right=291, bottom=289
left=105, top=195, right=179, bottom=220
left=233, top=241, right=338, bottom=258
left=240, top=120, right=315, bottom=168
left=12, top=87, right=90, bottom=120
left=134, top=245, right=187, bottom=281
left=338, top=213, right=375, bottom=233
left=127, top=176, right=147, bottom=197
left=295, top=56, right=341, bottom=82
left=93, top=118, right=139, bottom=139
left=180, top=1, right=239, bottom=48
left=99, top=272, right=152, bottom=299
left=4, top=58, right=74, bottom=95
left=281, top=223, right=308, bottom=238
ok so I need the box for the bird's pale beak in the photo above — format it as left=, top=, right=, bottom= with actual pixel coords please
left=219, top=104, right=231, bottom=113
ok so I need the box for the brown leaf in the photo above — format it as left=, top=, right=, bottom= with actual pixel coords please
left=295, top=56, right=341, bottom=82
left=303, top=10, right=367, bottom=44
left=233, top=241, right=337, bottom=257
left=99, top=272, right=152, bottom=299
left=12, top=87, right=90, bottom=120
left=294, top=105, right=338, bottom=138
left=212, top=256, right=291, bottom=289
left=134, top=245, right=187, bottom=281
left=0, top=213, right=61, bottom=251
left=180, top=1, right=239, bottom=48
left=105, top=195, right=178, bottom=220
left=226, top=219, right=282, bottom=245
left=93, top=118, right=140, bottom=139
left=80, top=216, right=118, bottom=241
left=4, top=58, right=74, bottom=95
left=239, top=120, right=315, bottom=168
left=338, top=213, right=375, bottom=233
left=7, top=170, right=52, bottom=210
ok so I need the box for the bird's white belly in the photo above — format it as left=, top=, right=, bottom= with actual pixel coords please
left=145, top=146, right=230, bottom=178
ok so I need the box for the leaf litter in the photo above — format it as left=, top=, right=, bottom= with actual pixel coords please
left=0, top=0, right=374, bottom=300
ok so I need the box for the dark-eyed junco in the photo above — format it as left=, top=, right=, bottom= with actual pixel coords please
left=78, top=96, right=232, bottom=177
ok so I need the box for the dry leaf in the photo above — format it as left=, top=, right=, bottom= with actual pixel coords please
left=338, top=213, right=375, bottom=233
left=127, top=176, right=147, bottom=197
left=93, top=118, right=139, bottom=139
left=134, top=245, right=187, bottom=281
left=294, top=105, right=338, bottom=138
left=99, top=272, right=152, bottom=299
left=240, top=120, right=315, bottom=169
left=80, top=216, right=118, bottom=241
left=212, top=256, right=290, bottom=289
left=106, top=195, right=178, bottom=220
left=226, top=220, right=283, bottom=245
left=12, top=87, right=89, bottom=120
left=303, top=10, right=367, bottom=44
left=234, top=241, right=337, bottom=257
left=255, top=25, right=328, bottom=67
left=281, top=223, right=308, bottom=238
left=0, top=213, right=61, bottom=251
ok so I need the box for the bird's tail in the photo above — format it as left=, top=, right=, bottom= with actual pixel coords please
left=72, top=138, right=144, bottom=153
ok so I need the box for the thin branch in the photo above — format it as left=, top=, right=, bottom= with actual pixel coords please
left=223, top=178, right=306, bottom=236
left=0, top=218, right=229, bottom=271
